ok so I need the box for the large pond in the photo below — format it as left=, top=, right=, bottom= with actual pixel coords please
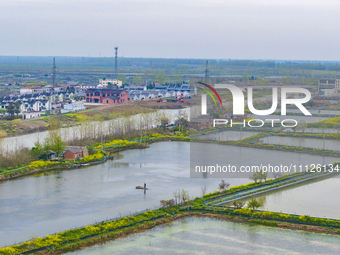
left=263, top=135, right=340, bottom=151
left=246, top=177, right=340, bottom=220
left=65, top=217, right=340, bottom=255
left=0, top=142, right=337, bottom=247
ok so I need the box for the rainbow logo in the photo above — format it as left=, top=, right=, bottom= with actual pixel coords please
left=198, top=82, right=222, bottom=106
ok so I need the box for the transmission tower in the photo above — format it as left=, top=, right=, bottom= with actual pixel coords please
left=52, top=58, right=56, bottom=86
left=114, top=47, right=118, bottom=79
left=204, top=60, right=209, bottom=80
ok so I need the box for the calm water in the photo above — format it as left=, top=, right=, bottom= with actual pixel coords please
left=249, top=177, right=340, bottom=220
left=65, top=217, right=340, bottom=255
left=263, top=136, right=340, bottom=151
left=195, top=130, right=258, bottom=141
left=0, top=142, right=337, bottom=246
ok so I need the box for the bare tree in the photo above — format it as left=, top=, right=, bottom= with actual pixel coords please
left=201, top=185, right=207, bottom=196
left=219, top=180, right=230, bottom=192
left=180, top=189, right=190, bottom=203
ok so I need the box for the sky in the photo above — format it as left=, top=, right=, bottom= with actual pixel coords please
left=1, top=0, right=340, bottom=60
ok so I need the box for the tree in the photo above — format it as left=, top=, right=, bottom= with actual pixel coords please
left=296, top=120, right=307, bottom=147
left=51, top=136, right=66, bottom=157
left=14, top=101, right=21, bottom=116
left=133, top=76, right=143, bottom=85
left=233, top=201, right=245, bottom=209
left=286, top=74, right=290, bottom=84
left=6, top=103, right=15, bottom=117
left=296, top=120, right=307, bottom=133
left=118, top=74, right=127, bottom=85
left=180, top=189, right=190, bottom=203
left=219, top=180, right=230, bottom=192
left=247, top=198, right=263, bottom=210
left=242, top=72, right=249, bottom=83
left=249, top=169, right=267, bottom=183
left=320, top=125, right=327, bottom=150
left=160, top=199, right=175, bottom=213
left=201, top=185, right=207, bottom=196
left=44, top=120, right=66, bottom=157
left=157, top=71, right=165, bottom=85
left=31, top=141, right=44, bottom=158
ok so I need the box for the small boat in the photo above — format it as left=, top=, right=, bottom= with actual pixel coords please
left=136, top=186, right=148, bottom=190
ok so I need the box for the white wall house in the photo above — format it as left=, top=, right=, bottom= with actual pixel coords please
left=20, top=86, right=44, bottom=95
left=22, top=111, right=43, bottom=119
left=21, top=100, right=50, bottom=112
left=99, top=79, right=122, bottom=87
left=61, top=102, right=85, bottom=113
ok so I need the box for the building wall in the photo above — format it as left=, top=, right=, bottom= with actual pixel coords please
left=99, top=79, right=122, bottom=87
left=85, top=90, right=128, bottom=104
left=336, top=78, right=340, bottom=93
left=23, top=112, right=42, bottom=119
left=63, top=151, right=76, bottom=160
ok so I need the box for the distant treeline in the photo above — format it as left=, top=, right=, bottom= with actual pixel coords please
left=0, top=56, right=339, bottom=71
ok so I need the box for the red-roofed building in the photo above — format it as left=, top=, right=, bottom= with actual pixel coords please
left=85, top=88, right=128, bottom=104
left=20, top=86, right=44, bottom=95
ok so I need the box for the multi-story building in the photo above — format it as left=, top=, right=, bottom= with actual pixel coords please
left=318, top=76, right=340, bottom=95
left=99, top=79, right=122, bottom=87
left=20, top=86, right=44, bottom=95
left=336, top=75, right=340, bottom=93
left=85, top=88, right=128, bottom=104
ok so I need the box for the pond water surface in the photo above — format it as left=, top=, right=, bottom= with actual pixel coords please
left=65, top=217, right=340, bottom=255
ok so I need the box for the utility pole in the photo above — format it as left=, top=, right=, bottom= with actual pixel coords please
left=52, top=58, right=56, bottom=86
left=204, top=60, right=209, bottom=82
left=114, top=47, right=118, bottom=80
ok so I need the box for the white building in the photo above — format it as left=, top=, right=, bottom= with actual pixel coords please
left=99, top=79, right=122, bottom=87
left=80, top=84, right=98, bottom=91
left=21, top=99, right=51, bottom=112
left=335, top=76, right=340, bottom=94
left=22, top=111, right=43, bottom=119
left=53, top=85, right=65, bottom=93
left=20, top=86, right=44, bottom=95
left=61, top=102, right=85, bottom=113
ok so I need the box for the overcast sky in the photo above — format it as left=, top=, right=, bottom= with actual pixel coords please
left=1, top=0, right=340, bottom=60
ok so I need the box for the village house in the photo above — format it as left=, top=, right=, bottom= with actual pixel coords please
left=63, top=146, right=89, bottom=160
left=85, top=88, right=128, bottom=104
left=20, top=86, right=44, bottom=95
left=190, top=118, right=212, bottom=130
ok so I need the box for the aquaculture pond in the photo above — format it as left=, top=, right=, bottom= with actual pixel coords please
left=245, top=177, right=340, bottom=220
left=65, top=217, right=340, bottom=255
left=263, top=135, right=340, bottom=151
left=0, top=142, right=337, bottom=246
